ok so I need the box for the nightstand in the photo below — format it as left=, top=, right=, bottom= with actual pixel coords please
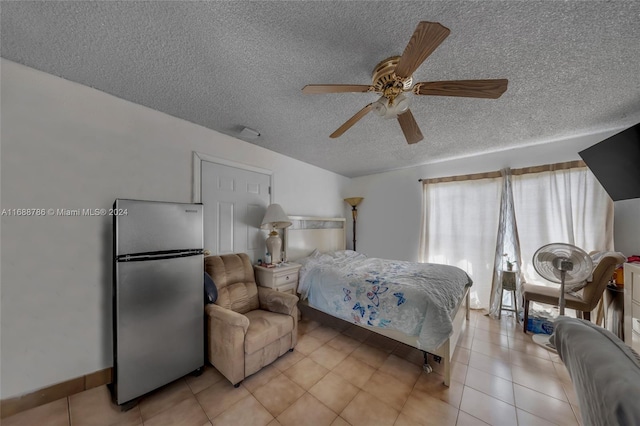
left=254, top=263, right=302, bottom=295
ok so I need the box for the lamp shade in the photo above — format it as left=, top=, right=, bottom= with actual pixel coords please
left=344, top=197, right=364, bottom=207
left=260, top=204, right=292, bottom=229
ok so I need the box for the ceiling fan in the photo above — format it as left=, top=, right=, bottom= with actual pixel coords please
left=302, top=21, right=509, bottom=145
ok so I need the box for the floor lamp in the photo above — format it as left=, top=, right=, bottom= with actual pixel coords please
left=344, top=197, right=363, bottom=252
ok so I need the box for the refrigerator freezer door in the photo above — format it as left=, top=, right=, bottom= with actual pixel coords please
left=114, top=255, right=204, bottom=404
left=115, top=200, right=203, bottom=256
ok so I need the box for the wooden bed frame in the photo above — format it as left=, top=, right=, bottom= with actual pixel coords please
left=285, top=216, right=470, bottom=386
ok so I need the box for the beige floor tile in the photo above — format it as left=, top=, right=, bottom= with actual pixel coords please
left=511, top=364, right=568, bottom=401
left=572, top=404, right=583, bottom=426
left=184, top=365, right=225, bottom=394
left=69, top=385, right=142, bottom=426
left=252, top=373, right=305, bottom=417
left=350, top=343, right=390, bottom=368
left=468, top=352, right=512, bottom=381
left=455, top=411, right=490, bottom=425
left=282, top=356, right=329, bottom=390
left=308, top=325, right=342, bottom=343
left=271, top=349, right=305, bottom=371
left=474, top=318, right=510, bottom=336
left=296, top=334, right=324, bottom=355
left=379, top=354, right=422, bottom=388
left=267, top=419, right=283, bottom=426
left=211, top=394, right=273, bottom=426
left=401, top=394, right=458, bottom=426
left=341, top=391, right=398, bottom=426
left=508, top=350, right=556, bottom=374
left=513, top=384, right=578, bottom=426
left=516, top=408, right=557, bottom=426
left=451, top=362, right=468, bottom=384
left=460, top=386, right=517, bottom=426
left=309, top=344, right=349, bottom=370
left=298, top=319, right=321, bottom=335
left=452, top=346, right=471, bottom=365
left=464, top=366, right=514, bottom=405
left=473, top=329, right=510, bottom=349
left=412, top=371, right=464, bottom=408
left=457, top=332, right=475, bottom=350
left=362, top=370, right=412, bottom=411
left=508, top=337, right=552, bottom=360
left=139, top=379, right=193, bottom=421
left=331, top=416, right=352, bottom=426
left=326, top=334, right=362, bottom=355
left=3, top=397, right=70, bottom=426
left=470, top=339, right=511, bottom=363
left=553, top=361, right=574, bottom=385
left=562, top=381, right=580, bottom=407
left=277, top=393, right=337, bottom=426
left=309, top=372, right=360, bottom=414
left=242, top=365, right=282, bottom=393
left=195, top=378, right=250, bottom=419
left=143, top=396, right=208, bottom=426
left=333, top=355, right=376, bottom=389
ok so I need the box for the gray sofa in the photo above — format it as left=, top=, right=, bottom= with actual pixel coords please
left=552, top=317, right=640, bottom=425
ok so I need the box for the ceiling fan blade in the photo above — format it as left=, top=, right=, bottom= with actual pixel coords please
left=394, top=22, right=451, bottom=80
left=397, top=109, right=424, bottom=144
left=302, top=84, right=373, bottom=94
left=414, top=79, right=509, bottom=99
left=330, top=103, right=373, bottom=138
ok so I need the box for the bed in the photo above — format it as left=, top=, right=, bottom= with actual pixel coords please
left=285, top=216, right=472, bottom=386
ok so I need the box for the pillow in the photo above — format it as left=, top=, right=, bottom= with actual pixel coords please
left=204, top=272, right=218, bottom=304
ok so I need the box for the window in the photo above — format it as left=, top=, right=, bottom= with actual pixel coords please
left=420, top=163, right=613, bottom=310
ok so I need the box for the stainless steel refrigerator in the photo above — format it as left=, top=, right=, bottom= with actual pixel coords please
left=113, top=199, right=204, bottom=406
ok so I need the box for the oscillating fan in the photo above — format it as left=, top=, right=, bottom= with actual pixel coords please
left=530, top=243, right=593, bottom=350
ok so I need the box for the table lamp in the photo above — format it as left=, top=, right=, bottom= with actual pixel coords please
left=260, top=204, right=292, bottom=263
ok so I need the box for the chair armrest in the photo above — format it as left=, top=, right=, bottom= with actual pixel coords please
left=205, top=304, right=250, bottom=332
left=257, top=287, right=299, bottom=316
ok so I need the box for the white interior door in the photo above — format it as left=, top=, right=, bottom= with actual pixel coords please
left=201, top=160, right=271, bottom=262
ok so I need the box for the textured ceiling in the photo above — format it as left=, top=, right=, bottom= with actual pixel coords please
left=2, top=1, right=640, bottom=177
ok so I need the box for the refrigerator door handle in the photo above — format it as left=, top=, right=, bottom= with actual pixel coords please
left=116, top=249, right=204, bottom=263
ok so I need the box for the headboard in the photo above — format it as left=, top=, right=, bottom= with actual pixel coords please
left=284, top=216, right=346, bottom=261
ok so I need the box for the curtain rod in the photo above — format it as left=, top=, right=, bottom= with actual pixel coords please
left=418, top=160, right=586, bottom=184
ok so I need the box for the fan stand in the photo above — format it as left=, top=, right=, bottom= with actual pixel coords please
left=532, top=262, right=572, bottom=352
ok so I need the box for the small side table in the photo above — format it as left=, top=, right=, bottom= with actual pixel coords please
left=499, top=270, right=519, bottom=319
left=254, top=262, right=301, bottom=295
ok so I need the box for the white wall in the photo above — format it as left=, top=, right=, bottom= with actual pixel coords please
left=614, top=199, right=640, bottom=256
left=347, top=128, right=630, bottom=262
left=0, top=60, right=350, bottom=398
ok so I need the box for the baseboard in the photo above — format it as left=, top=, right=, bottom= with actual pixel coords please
left=0, top=367, right=113, bottom=419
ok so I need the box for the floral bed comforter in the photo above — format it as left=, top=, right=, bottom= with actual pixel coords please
left=297, top=250, right=473, bottom=351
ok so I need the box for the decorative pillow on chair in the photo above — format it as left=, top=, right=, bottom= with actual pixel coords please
left=204, top=272, right=218, bottom=304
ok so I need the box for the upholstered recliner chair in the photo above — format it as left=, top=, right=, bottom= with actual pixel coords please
left=204, top=253, right=298, bottom=386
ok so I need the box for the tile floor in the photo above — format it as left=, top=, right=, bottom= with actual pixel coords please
left=3, top=309, right=582, bottom=426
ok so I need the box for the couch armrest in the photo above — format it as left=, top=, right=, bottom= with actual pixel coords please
left=205, top=304, right=250, bottom=332
left=257, top=287, right=299, bottom=316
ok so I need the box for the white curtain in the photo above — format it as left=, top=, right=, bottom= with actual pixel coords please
left=420, top=177, right=502, bottom=309
left=489, top=168, right=523, bottom=318
left=512, top=167, right=614, bottom=287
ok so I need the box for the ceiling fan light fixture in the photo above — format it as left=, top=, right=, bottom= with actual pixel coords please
left=373, top=98, right=388, bottom=117
left=373, top=94, right=410, bottom=119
